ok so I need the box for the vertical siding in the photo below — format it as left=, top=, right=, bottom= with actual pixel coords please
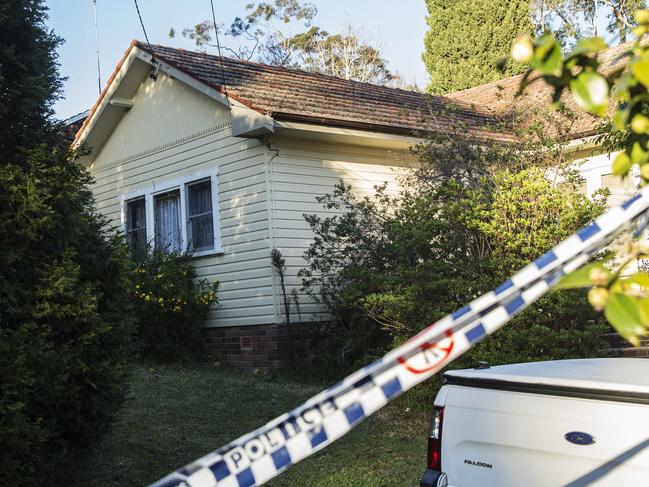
left=267, top=137, right=415, bottom=323
left=89, top=73, right=276, bottom=327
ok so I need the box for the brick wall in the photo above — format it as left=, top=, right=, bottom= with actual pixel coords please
left=204, top=322, right=314, bottom=370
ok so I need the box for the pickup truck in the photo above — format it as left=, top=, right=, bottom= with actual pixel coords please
left=420, top=358, right=649, bottom=487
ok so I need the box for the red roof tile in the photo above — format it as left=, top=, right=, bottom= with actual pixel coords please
left=448, top=40, right=635, bottom=139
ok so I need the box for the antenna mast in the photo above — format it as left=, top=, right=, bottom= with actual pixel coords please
left=93, top=0, right=102, bottom=94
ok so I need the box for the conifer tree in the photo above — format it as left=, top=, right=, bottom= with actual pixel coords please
left=423, top=0, right=533, bottom=94
left=0, top=1, right=134, bottom=484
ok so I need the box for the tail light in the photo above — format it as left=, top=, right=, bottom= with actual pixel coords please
left=427, top=406, right=444, bottom=471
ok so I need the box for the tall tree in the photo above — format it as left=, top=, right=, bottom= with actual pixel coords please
left=423, top=0, right=533, bottom=94
left=295, top=21, right=394, bottom=85
left=173, top=1, right=395, bottom=86
left=531, top=0, right=646, bottom=46
left=0, top=0, right=62, bottom=160
left=0, top=1, right=134, bottom=484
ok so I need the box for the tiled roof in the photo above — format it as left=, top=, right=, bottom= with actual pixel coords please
left=62, top=109, right=89, bottom=144
left=138, top=42, right=516, bottom=142
left=448, top=40, right=635, bottom=139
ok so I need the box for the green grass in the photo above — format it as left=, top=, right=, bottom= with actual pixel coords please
left=72, top=363, right=428, bottom=486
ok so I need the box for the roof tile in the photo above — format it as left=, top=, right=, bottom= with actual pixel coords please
left=140, top=42, right=516, bottom=142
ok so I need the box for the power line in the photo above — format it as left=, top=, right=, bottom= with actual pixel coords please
left=209, top=0, right=230, bottom=106
left=133, top=0, right=157, bottom=71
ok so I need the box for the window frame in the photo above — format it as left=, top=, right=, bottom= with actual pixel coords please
left=185, top=177, right=216, bottom=253
left=120, top=168, right=223, bottom=257
left=124, top=196, right=147, bottom=255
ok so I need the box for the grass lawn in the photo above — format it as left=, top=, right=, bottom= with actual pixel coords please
left=72, top=363, right=428, bottom=487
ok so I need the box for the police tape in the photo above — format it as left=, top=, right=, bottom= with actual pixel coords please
left=150, top=186, right=649, bottom=487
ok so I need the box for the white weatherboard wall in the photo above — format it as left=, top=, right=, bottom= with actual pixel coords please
left=89, top=72, right=275, bottom=327
left=266, top=136, right=415, bottom=323
left=576, top=151, right=638, bottom=206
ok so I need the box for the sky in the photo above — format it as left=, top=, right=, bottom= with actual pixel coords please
left=45, top=0, right=430, bottom=120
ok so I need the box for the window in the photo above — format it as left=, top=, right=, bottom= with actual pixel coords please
left=122, top=170, right=221, bottom=256
left=125, top=197, right=147, bottom=255
left=154, top=189, right=182, bottom=253
left=186, top=179, right=214, bottom=252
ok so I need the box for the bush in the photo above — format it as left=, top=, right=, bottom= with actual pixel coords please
left=0, top=2, right=138, bottom=483
left=300, top=109, right=610, bottom=386
left=0, top=148, right=136, bottom=485
left=132, top=249, right=219, bottom=361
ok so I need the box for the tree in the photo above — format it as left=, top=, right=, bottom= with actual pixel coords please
left=531, top=0, right=646, bottom=46
left=297, top=21, right=394, bottom=84
left=171, top=0, right=319, bottom=65
left=510, top=8, right=649, bottom=346
left=173, top=2, right=395, bottom=85
left=0, top=0, right=62, bottom=160
left=423, top=0, right=533, bottom=94
left=299, top=105, right=608, bottom=374
left=0, top=1, right=134, bottom=484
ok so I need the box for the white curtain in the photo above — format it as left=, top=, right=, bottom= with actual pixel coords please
left=154, top=190, right=182, bottom=252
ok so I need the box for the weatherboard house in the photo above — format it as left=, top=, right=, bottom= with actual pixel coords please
left=73, top=40, right=633, bottom=368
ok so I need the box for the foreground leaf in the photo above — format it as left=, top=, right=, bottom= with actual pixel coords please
left=632, top=59, right=649, bottom=88
left=571, top=36, right=606, bottom=57
left=604, top=293, right=649, bottom=346
left=556, top=262, right=606, bottom=289
left=533, top=34, right=563, bottom=77
left=569, top=72, right=608, bottom=116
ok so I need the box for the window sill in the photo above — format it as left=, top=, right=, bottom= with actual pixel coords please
left=190, top=248, right=225, bottom=259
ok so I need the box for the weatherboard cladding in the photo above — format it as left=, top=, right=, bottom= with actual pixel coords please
left=266, top=137, right=412, bottom=321
left=89, top=73, right=276, bottom=328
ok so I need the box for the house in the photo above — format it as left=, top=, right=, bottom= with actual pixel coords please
left=73, top=40, right=629, bottom=368
left=447, top=40, right=638, bottom=206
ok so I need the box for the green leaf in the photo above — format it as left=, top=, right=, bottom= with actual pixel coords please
left=613, top=106, right=630, bottom=131
left=571, top=36, right=607, bottom=57
left=569, top=72, right=609, bottom=116
left=632, top=59, right=649, bottom=88
left=604, top=293, right=649, bottom=346
left=620, top=272, right=649, bottom=289
left=556, top=262, right=606, bottom=289
left=631, top=141, right=649, bottom=165
left=612, top=152, right=632, bottom=176
left=532, top=34, right=563, bottom=77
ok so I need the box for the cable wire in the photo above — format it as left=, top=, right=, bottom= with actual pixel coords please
left=133, top=0, right=155, bottom=64
left=209, top=0, right=230, bottom=106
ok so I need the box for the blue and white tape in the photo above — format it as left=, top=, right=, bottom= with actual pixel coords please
left=151, top=186, right=649, bottom=487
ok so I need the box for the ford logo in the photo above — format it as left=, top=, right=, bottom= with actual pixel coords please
left=565, top=431, right=596, bottom=446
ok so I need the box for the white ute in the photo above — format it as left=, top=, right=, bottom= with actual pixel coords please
left=420, top=358, right=649, bottom=487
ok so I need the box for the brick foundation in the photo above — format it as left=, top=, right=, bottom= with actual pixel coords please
left=204, top=322, right=314, bottom=370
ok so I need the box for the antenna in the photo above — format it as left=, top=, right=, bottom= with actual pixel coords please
left=93, top=0, right=102, bottom=94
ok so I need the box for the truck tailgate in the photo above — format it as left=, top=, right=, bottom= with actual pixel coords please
left=442, top=385, right=649, bottom=487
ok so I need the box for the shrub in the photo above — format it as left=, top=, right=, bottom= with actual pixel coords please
left=0, top=149, right=136, bottom=485
left=0, top=2, right=137, bottom=483
left=300, top=109, right=609, bottom=385
left=132, top=249, right=219, bottom=361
